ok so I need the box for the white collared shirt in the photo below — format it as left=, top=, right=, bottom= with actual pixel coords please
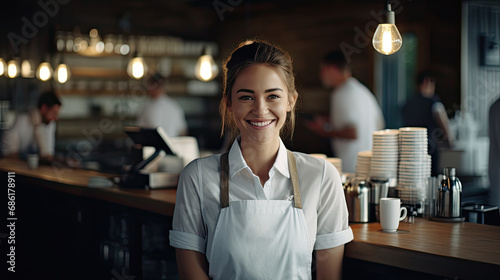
left=170, top=138, right=353, bottom=256
left=1, top=109, right=56, bottom=157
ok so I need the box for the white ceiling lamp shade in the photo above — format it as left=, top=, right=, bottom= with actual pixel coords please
left=194, top=47, right=218, bottom=82
left=127, top=52, right=148, bottom=79
left=372, top=1, right=403, bottom=55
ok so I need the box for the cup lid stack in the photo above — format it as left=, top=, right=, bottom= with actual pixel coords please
left=397, top=127, right=431, bottom=204
left=355, top=150, right=372, bottom=180
left=370, top=129, right=399, bottom=182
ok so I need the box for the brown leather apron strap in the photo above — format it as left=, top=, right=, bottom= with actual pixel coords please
left=287, top=150, right=302, bottom=209
left=219, top=150, right=302, bottom=209
left=220, top=153, right=230, bottom=208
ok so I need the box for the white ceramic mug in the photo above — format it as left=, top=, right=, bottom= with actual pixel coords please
left=379, top=198, right=407, bottom=232
left=27, top=154, right=39, bottom=169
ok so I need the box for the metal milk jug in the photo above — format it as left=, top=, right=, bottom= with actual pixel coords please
left=437, top=167, right=462, bottom=218
left=344, top=178, right=371, bottom=222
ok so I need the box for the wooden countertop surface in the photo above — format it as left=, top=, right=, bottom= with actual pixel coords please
left=346, top=218, right=500, bottom=278
left=0, top=158, right=177, bottom=216
left=2, top=158, right=499, bottom=278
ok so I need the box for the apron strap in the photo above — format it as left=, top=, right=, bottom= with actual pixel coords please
left=220, top=153, right=230, bottom=208
left=287, top=150, right=302, bottom=209
left=219, top=150, right=302, bottom=209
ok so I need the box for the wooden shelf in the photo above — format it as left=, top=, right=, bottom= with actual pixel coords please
left=55, top=88, right=195, bottom=96
left=70, top=67, right=128, bottom=78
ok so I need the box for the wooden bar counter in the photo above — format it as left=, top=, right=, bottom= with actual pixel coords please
left=345, top=219, right=500, bottom=279
left=1, top=158, right=500, bottom=279
left=0, top=158, right=177, bottom=216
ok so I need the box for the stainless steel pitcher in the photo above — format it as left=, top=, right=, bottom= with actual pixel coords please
left=369, top=177, right=389, bottom=221
left=344, top=178, right=371, bottom=222
left=437, top=167, right=462, bottom=218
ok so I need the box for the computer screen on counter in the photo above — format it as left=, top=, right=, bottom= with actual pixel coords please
left=123, top=126, right=177, bottom=156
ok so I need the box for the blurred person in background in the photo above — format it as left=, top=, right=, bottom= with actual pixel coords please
left=306, top=50, right=385, bottom=173
left=402, top=70, right=455, bottom=176
left=137, top=72, right=188, bottom=137
left=1, top=91, right=61, bottom=163
left=488, top=97, right=500, bottom=208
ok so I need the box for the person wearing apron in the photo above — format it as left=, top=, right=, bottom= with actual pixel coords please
left=170, top=40, right=353, bottom=280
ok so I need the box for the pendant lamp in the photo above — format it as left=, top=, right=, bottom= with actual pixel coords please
left=372, top=1, right=403, bottom=55
left=195, top=47, right=218, bottom=82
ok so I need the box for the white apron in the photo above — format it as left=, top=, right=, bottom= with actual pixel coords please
left=208, top=151, right=312, bottom=280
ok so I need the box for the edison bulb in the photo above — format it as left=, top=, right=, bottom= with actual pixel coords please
left=195, top=54, right=218, bottom=81
left=36, top=62, right=53, bottom=81
left=55, top=64, right=70, bottom=83
left=7, top=60, right=19, bottom=78
left=21, top=60, right=34, bottom=78
left=0, top=59, right=5, bottom=76
left=127, top=57, right=147, bottom=79
left=372, top=23, right=402, bottom=55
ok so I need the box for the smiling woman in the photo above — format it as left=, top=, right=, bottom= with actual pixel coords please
left=220, top=40, right=299, bottom=141
left=169, top=40, right=353, bottom=280
left=229, top=64, right=295, bottom=151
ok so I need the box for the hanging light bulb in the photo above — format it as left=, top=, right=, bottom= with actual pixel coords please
left=36, top=61, right=53, bottom=81
left=127, top=52, right=147, bottom=79
left=0, top=58, right=6, bottom=76
left=195, top=47, right=218, bottom=82
left=21, top=59, right=35, bottom=78
left=55, top=62, right=71, bottom=83
left=372, top=2, right=403, bottom=55
left=7, top=59, right=20, bottom=78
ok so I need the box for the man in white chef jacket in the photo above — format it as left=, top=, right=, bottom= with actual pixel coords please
left=1, top=91, right=62, bottom=163
left=306, top=51, right=385, bottom=173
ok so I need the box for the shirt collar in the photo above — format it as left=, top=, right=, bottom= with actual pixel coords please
left=227, top=136, right=290, bottom=179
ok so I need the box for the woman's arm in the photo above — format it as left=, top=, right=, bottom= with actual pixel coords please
left=315, top=245, right=345, bottom=280
left=176, top=248, right=210, bottom=280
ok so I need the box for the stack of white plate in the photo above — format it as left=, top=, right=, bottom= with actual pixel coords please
left=355, top=150, right=372, bottom=180
left=326, top=157, right=342, bottom=173
left=397, top=127, right=431, bottom=204
left=370, top=130, right=399, bottom=180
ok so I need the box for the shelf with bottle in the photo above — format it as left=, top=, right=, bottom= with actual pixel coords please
left=53, top=48, right=221, bottom=97
left=54, top=28, right=220, bottom=82
left=56, top=29, right=219, bottom=59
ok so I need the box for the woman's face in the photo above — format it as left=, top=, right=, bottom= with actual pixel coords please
left=229, top=64, right=295, bottom=145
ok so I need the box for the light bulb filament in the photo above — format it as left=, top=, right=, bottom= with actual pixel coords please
left=382, top=29, right=392, bottom=54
